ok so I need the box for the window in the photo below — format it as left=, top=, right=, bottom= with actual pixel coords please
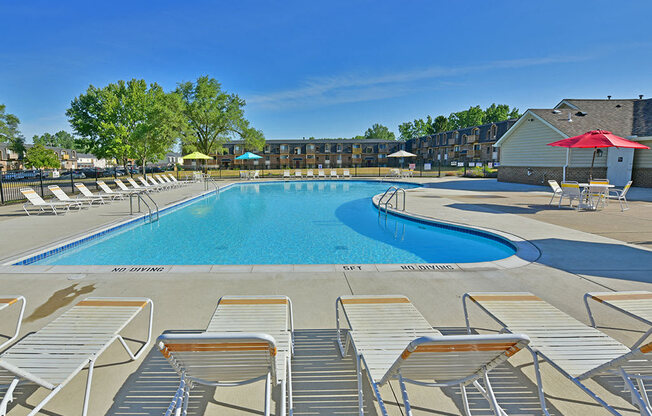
left=337, top=145, right=342, bottom=152
left=281, top=154, right=289, bottom=160
left=324, top=144, right=330, bottom=153
left=353, top=154, right=361, bottom=159
left=454, top=131, right=459, bottom=139
left=462, top=134, right=468, bottom=144
left=234, top=146, right=239, bottom=151
left=474, top=144, right=481, bottom=150
left=353, top=144, right=361, bottom=149
left=308, top=144, right=315, bottom=151
left=293, top=147, right=301, bottom=155
left=307, top=155, right=314, bottom=159
left=378, top=154, right=386, bottom=159
left=280, top=145, right=288, bottom=152
left=454, top=146, right=460, bottom=151
left=379, top=144, right=386, bottom=150
left=264, top=145, right=270, bottom=153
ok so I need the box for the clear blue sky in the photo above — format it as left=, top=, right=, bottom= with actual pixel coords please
left=1, top=0, right=651, bottom=141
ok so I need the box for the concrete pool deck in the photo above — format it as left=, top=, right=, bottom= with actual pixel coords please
left=0, top=177, right=651, bottom=415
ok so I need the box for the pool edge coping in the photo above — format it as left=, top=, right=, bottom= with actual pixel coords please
left=0, top=179, right=539, bottom=273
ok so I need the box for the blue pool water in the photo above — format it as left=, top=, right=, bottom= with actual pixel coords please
left=34, top=181, right=515, bottom=265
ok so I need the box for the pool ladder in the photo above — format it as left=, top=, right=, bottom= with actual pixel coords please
left=130, top=191, right=159, bottom=223
left=378, top=186, right=406, bottom=221
left=204, top=176, right=220, bottom=193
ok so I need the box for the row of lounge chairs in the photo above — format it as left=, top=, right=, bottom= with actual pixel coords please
left=19, top=174, right=189, bottom=215
left=2, top=291, right=652, bottom=415
left=282, top=169, right=351, bottom=179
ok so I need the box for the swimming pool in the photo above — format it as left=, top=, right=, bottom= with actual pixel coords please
left=30, top=181, right=515, bottom=265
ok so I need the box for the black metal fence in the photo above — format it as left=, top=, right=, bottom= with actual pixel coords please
left=0, top=167, right=173, bottom=205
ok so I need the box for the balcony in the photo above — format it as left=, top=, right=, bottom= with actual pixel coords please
left=466, top=134, right=477, bottom=143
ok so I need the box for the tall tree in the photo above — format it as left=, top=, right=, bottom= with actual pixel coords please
left=24, top=144, right=61, bottom=169
left=364, top=123, right=396, bottom=141
left=0, top=104, right=26, bottom=159
left=433, top=115, right=449, bottom=133
left=176, top=76, right=264, bottom=155
left=32, top=130, right=81, bottom=150
left=449, top=105, right=484, bottom=130
left=130, top=84, right=185, bottom=172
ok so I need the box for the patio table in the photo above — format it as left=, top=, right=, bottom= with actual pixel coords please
left=578, top=183, right=614, bottom=210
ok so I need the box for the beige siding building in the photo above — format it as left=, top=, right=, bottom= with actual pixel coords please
left=496, top=98, right=652, bottom=186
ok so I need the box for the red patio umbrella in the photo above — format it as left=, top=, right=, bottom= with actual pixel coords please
left=547, top=130, right=649, bottom=180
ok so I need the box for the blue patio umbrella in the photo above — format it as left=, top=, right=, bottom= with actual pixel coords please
left=235, top=152, right=262, bottom=160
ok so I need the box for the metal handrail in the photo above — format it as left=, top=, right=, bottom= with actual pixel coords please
left=378, top=186, right=406, bottom=222
left=141, top=191, right=159, bottom=222
left=204, top=176, right=220, bottom=193
left=129, top=190, right=159, bottom=223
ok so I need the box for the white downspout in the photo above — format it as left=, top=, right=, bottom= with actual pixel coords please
left=562, top=148, right=570, bottom=181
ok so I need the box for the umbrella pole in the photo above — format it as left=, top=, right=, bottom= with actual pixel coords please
left=590, top=148, right=597, bottom=180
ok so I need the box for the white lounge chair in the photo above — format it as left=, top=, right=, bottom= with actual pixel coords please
left=294, top=170, right=302, bottom=179
left=20, top=187, right=81, bottom=215
left=547, top=180, right=563, bottom=205
left=166, top=173, right=191, bottom=185
left=115, top=178, right=141, bottom=194
left=306, top=169, right=314, bottom=179
left=584, top=291, right=652, bottom=348
left=126, top=177, right=151, bottom=192
left=154, top=175, right=174, bottom=189
left=149, top=175, right=171, bottom=190
left=336, top=295, right=529, bottom=415
left=74, top=183, right=110, bottom=203
left=157, top=295, right=293, bottom=416
left=137, top=176, right=162, bottom=191
left=330, top=169, right=339, bottom=178
left=387, top=168, right=400, bottom=178
left=157, top=174, right=180, bottom=188
left=317, top=169, right=326, bottom=179
left=342, top=170, right=351, bottom=179
left=0, top=297, right=153, bottom=416
left=283, top=170, right=291, bottom=179
left=0, top=296, right=25, bottom=351
left=463, top=292, right=652, bottom=416
left=252, top=170, right=260, bottom=180
left=48, top=185, right=98, bottom=206
left=96, top=180, right=129, bottom=199
left=609, top=180, right=633, bottom=211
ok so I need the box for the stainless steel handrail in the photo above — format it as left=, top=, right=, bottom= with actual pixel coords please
left=378, top=186, right=406, bottom=222
left=129, top=190, right=159, bottom=222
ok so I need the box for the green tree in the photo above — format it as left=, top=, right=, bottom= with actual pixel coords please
left=130, top=84, right=185, bottom=173
left=32, top=130, right=81, bottom=150
left=24, top=144, right=61, bottom=169
left=0, top=104, right=26, bottom=159
left=176, top=76, right=264, bottom=156
left=449, top=105, right=484, bottom=130
left=433, top=115, right=449, bottom=133
left=364, top=123, right=396, bottom=141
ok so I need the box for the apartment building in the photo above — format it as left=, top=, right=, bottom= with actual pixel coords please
left=406, top=119, right=517, bottom=166
left=194, top=139, right=405, bottom=169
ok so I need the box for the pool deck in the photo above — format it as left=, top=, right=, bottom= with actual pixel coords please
left=0, top=177, right=651, bottom=415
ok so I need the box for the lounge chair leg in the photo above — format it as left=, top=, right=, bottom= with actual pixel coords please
left=182, top=383, right=190, bottom=416
left=460, top=383, right=472, bottom=416
left=0, top=378, right=19, bottom=416
left=165, top=378, right=185, bottom=416
left=397, top=373, right=413, bottom=416
left=583, top=293, right=597, bottom=327
left=355, top=353, right=364, bottom=416
left=480, top=371, right=504, bottom=416
left=264, top=372, right=271, bottom=416
left=530, top=351, right=551, bottom=416
left=280, top=370, right=287, bottom=416
left=26, top=385, right=63, bottom=416
left=462, top=294, right=472, bottom=334
left=636, top=378, right=651, bottom=412
left=619, top=369, right=652, bottom=416
left=287, top=353, right=293, bottom=416
left=81, top=359, right=95, bottom=416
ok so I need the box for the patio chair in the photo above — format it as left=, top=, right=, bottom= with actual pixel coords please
left=330, top=169, right=339, bottom=178
left=294, top=170, right=302, bottom=178
left=48, top=185, right=99, bottom=207
left=306, top=169, right=314, bottom=178
left=74, top=183, right=110, bottom=203
left=0, top=297, right=153, bottom=416
left=584, top=291, right=652, bottom=348
left=463, top=292, right=652, bottom=416
left=0, top=296, right=25, bottom=351
left=283, top=170, right=291, bottom=179
left=154, top=175, right=175, bottom=189
left=166, top=173, right=191, bottom=185
left=547, top=180, right=563, bottom=205
left=115, top=178, right=141, bottom=194
left=342, top=170, right=351, bottom=178
left=609, top=180, right=633, bottom=211
left=559, top=181, right=584, bottom=209
left=147, top=175, right=170, bottom=190
left=96, top=181, right=129, bottom=199
left=318, top=169, right=326, bottom=179
left=157, top=295, right=294, bottom=416
left=126, top=177, right=151, bottom=192
left=20, top=187, right=81, bottom=215
left=589, top=180, right=610, bottom=209
left=252, top=170, right=260, bottom=179
left=336, top=295, right=530, bottom=415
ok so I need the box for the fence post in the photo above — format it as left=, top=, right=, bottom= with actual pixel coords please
left=39, top=169, right=45, bottom=196
left=70, top=168, right=75, bottom=193
left=438, top=160, right=441, bottom=177
left=95, top=168, right=99, bottom=190
left=0, top=171, right=4, bottom=204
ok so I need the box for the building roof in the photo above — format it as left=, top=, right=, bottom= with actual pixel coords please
left=225, top=139, right=403, bottom=145
left=496, top=98, right=652, bottom=147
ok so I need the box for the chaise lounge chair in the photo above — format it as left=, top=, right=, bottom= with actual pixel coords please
left=74, top=183, right=111, bottom=203
left=463, top=292, right=652, bottom=416
left=20, top=187, right=81, bottom=215
left=157, top=295, right=294, bottom=416
left=342, top=169, right=351, bottom=179
left=336, top=295, right=530, bottom=415
left=0, top=296, right=25, bottom=351
left=48, top=185, right=100, bottom=206
left=137, top=176, right=163, bottom=191
left=166, top=173, right=191, bottom=185
left=96, top=180, right=129, bottom=199
left=330, top=169, right=339, bottom=178
left=318, top=169, right=326, bottom=179
left=0, top=297, right=153, bottom=416
left=584, top=291, right=652, bottom=348
left=294, top=170, right=302, bottom=179
left=306, top=169, right=314, bottom=179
